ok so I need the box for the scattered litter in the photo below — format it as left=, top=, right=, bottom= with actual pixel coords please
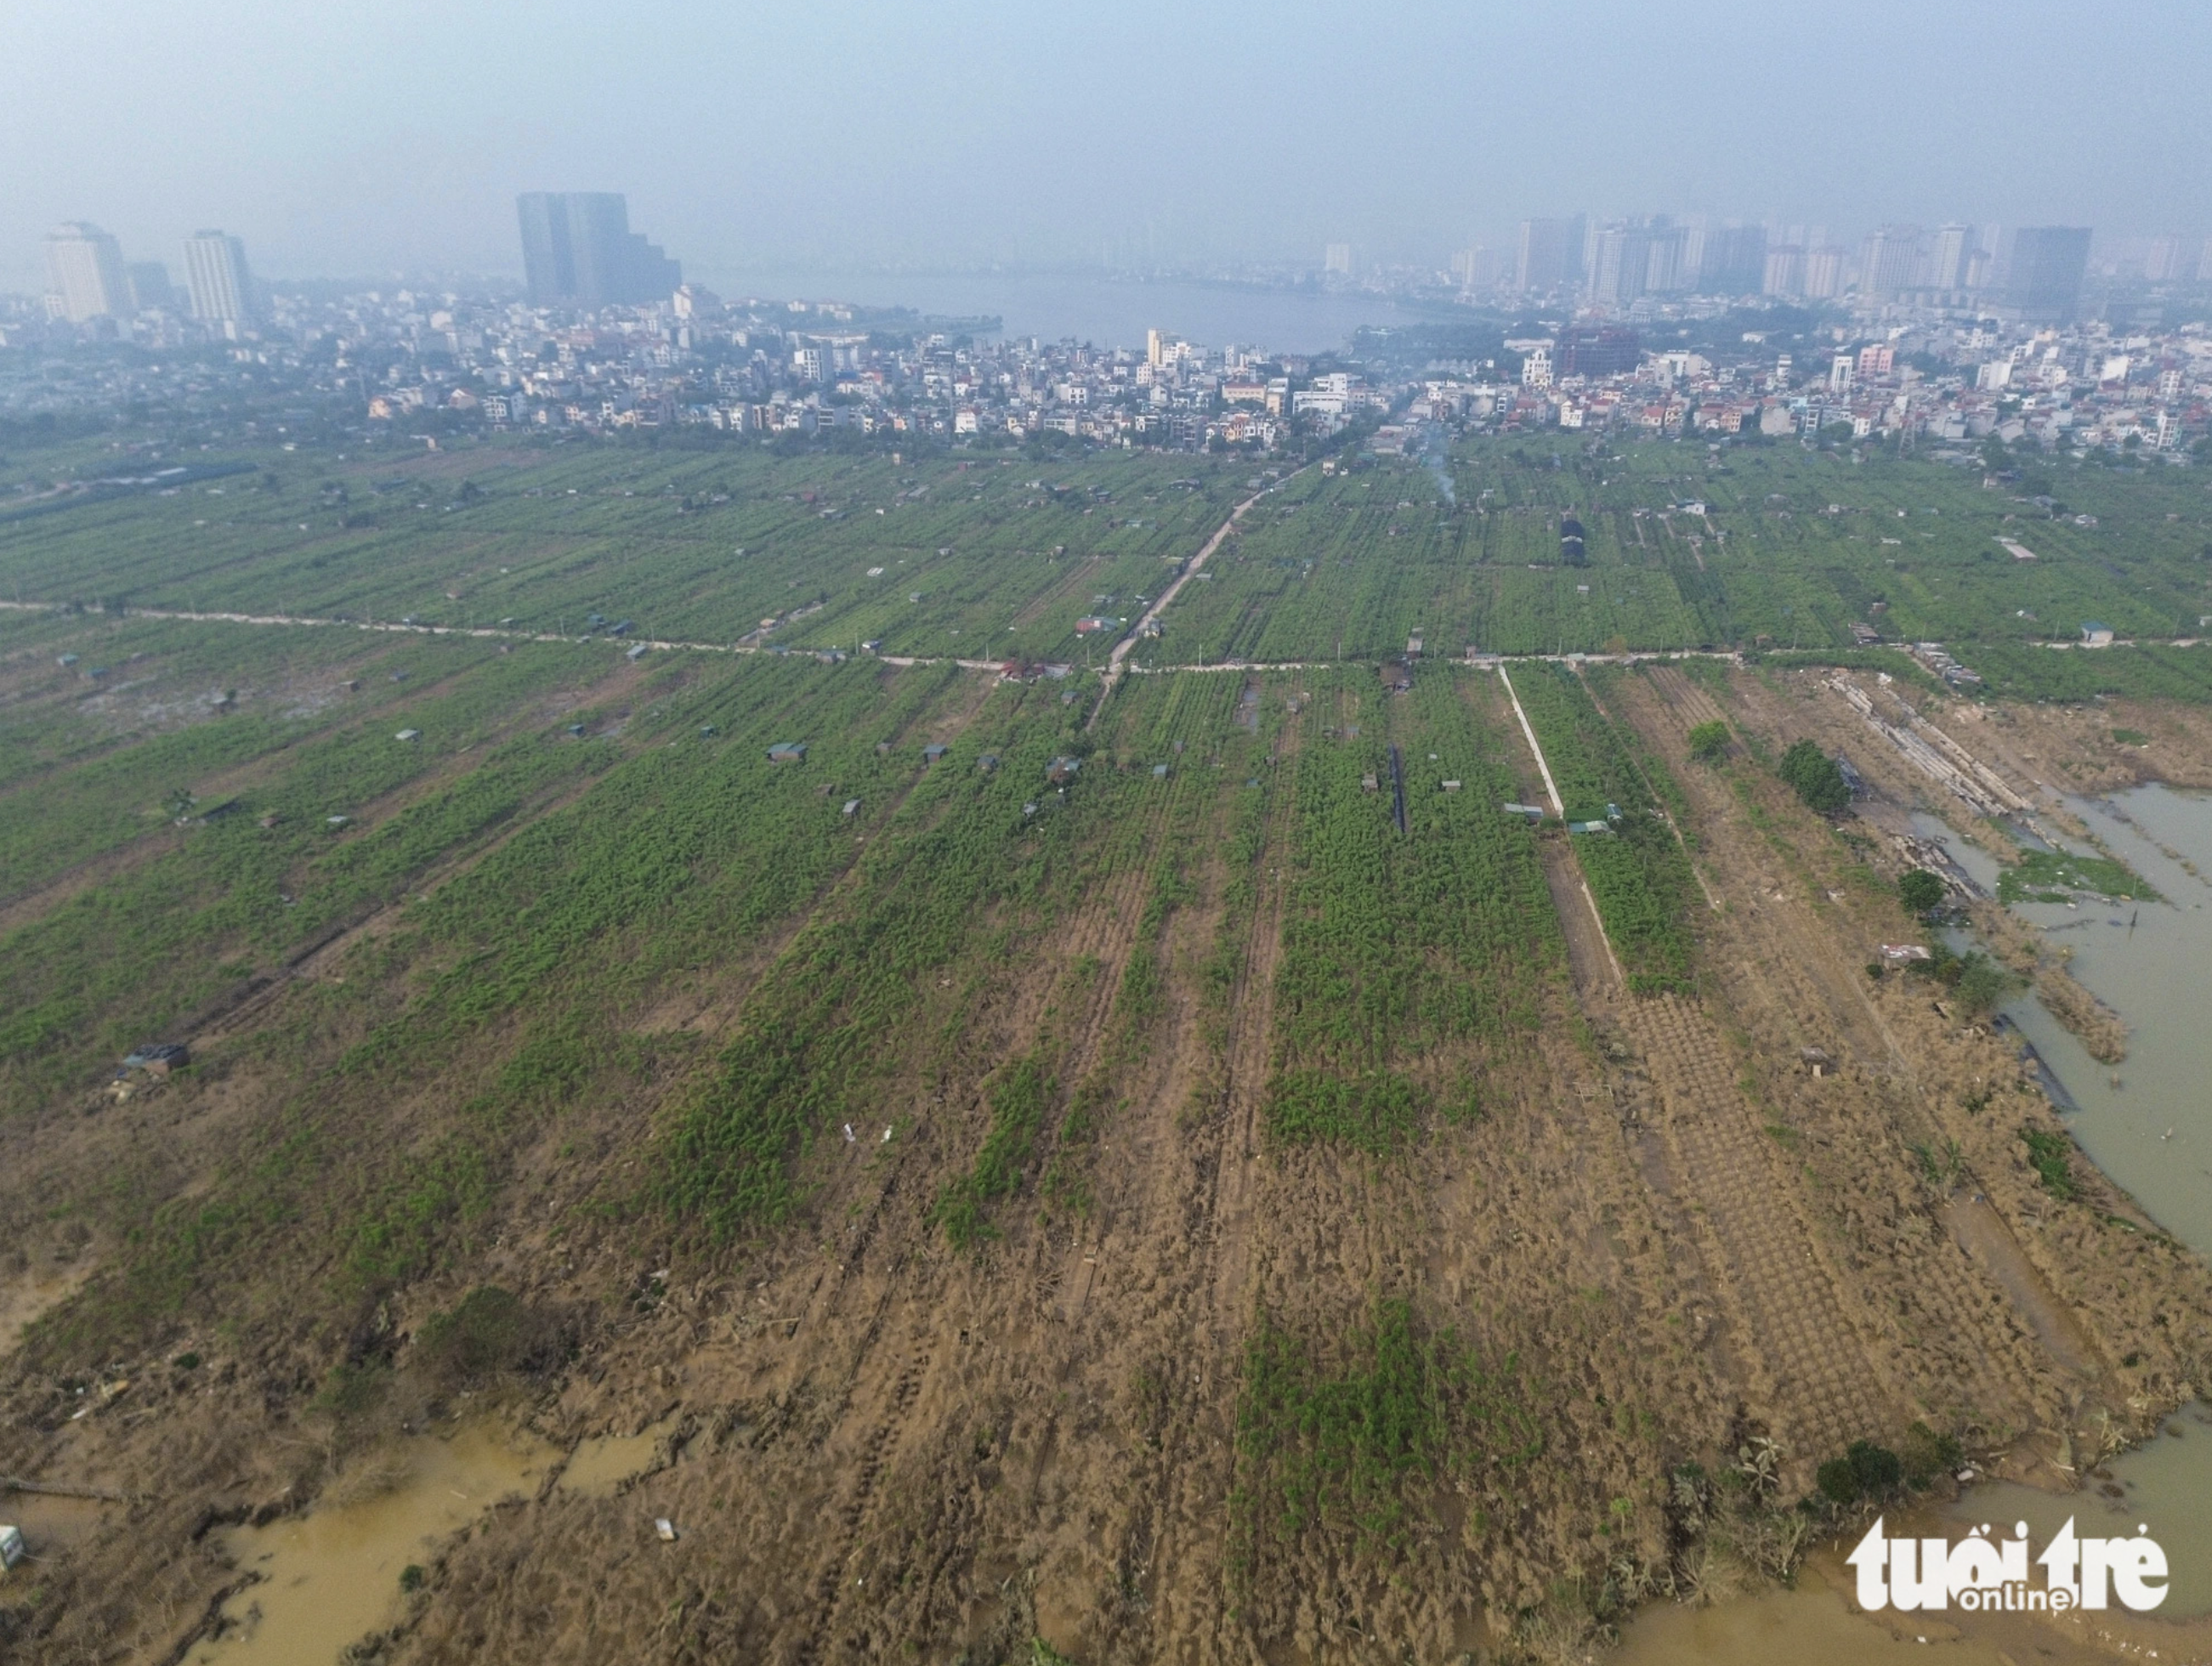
left=0, top=1525, right=21, bottom=1570
left=655, top=1518, right=678, bottom=1542
left=881, top=1127, right=893, bottom=1143
left=394, top=728, right=421, bottom=742
left=842, top=1124, right=855, bottom=1143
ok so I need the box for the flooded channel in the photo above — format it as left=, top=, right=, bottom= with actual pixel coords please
left=1620, top=784, right=2212, bottom=1663
left=1998, top=786, right=2212, bottom=1252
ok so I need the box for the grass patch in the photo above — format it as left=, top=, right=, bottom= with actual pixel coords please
left=1232, top=1297, right=1541, bottom=1569
left=2020, top=1126, right=2079, bottom=1201
left=1997, top=848, right=2158, bottom=904
left=931, top=1053, right=1057, bottom=1250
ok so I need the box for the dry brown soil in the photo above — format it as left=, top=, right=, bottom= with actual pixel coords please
left=6, top=663, right=2212, bottom=1666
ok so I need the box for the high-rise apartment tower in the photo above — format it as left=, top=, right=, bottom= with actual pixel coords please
left=43, top=223, right=130, bottom=321
left=1514, top=217, right=1582, bottom=292
left=184, top=231, right=256, bottom=324
left=2008, top=227, right=2091, bottom=320
left=516, top=194, right=682, bottom=308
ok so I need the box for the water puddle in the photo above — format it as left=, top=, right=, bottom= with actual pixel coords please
left=185, top=1423, right=553, bottom=1665
left=1614, top=1550, right=2144, bottom=1665
left=556, top=1414, right=677, bottom=1498
left=1943, top=1402, right=2212, bottom=1619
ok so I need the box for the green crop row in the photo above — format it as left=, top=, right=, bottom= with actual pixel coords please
left=1231, top=1296, right=1543, bottom=1569
left=1262, top=668, right=1560, bottom=1148
left=1512, top=664, right=1699, bottom=994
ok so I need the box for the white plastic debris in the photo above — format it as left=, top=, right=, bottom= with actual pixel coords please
left=655, top=1518, right=678, bottom=1542
left=881, top=1127, right=893, bottom=1143
left=842, top=1124, right=855, bottom=1143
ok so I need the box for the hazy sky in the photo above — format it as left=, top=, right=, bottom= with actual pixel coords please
left=6, top=0, right=2209, bottom=291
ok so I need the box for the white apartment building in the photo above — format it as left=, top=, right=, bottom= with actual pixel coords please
left=184, top=230, right=256, bottom=325
left=44, top=223, right=130, bottom=321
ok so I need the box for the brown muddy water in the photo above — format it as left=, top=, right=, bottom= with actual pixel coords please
left=185, top=1425, right=555, bottom=1665
left=1619, top=785, right=2212, bottom=1663
left=1998, top=787, right=2212, bottom=1251
left=554, top=1413, right=678, bottom=1498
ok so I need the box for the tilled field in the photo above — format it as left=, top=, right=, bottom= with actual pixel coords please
left=5, top=641, right=2212, bottom=1666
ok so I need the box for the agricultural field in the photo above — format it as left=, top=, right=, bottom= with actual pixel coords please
left=1144, top=434, right=2212, bottom=677
left=1133, top=459, right=1714, bottom=663
left=1485, top=432, right=2212, bottom=663
left=0, top=442, right=1238, bottom=668
left=1262, top=666, right=1563, bottom=1146
left=7, top=427, right=2212, bottom=1664
left=1508, top=661, right=1702, bottom=992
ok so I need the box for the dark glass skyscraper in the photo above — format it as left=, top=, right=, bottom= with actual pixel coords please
left=2007, top=227, right=2091, bottom=320
left=1698, top=224, right=1767, bottom=296
left=516, top=193, right=682, bottom=308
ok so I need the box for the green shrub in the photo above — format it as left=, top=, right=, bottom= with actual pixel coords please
left=1687, top=720, right=1731, bottom=762
left=1900, top=1421, right=1964, bottom=1488
left=1778, top=740, right=1850, bottom=813
left=1816, top=1438, right=1903, bottom=1505
left=1897, top=869, right=1946, bottom=916
left=2020, top=1127, right=2079, bottom=1201
left=415, top=1285, right=552, bottom=1385
left=309, top=1359, right=390, bottom=1426
left=1952, top=952, right=2023, bottom=1017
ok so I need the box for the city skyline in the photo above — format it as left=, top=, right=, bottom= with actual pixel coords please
left=3, top=1, right=2209, bottom=292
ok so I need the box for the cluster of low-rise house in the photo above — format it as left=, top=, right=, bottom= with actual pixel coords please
left=7, top=264, right=2209, bottom=464
left=1466, top=314, right=2211, bottom=458
left=1, top=265, right=1426, bottom=456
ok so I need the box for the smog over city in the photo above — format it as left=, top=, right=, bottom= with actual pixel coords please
left=8, top=5, right=2212, bottom=1664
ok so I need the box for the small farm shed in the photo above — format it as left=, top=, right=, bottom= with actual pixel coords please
left=1046, top=756, right=1080, bottom=785
left=120, top=1043, right=190, bottom=1078
left=768, top=742, right=808, bottom=763
left=922, top=744, right=948, bottom=764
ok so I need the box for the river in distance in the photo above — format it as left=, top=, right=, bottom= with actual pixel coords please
left=693, top=265, right=1459, bottom=357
